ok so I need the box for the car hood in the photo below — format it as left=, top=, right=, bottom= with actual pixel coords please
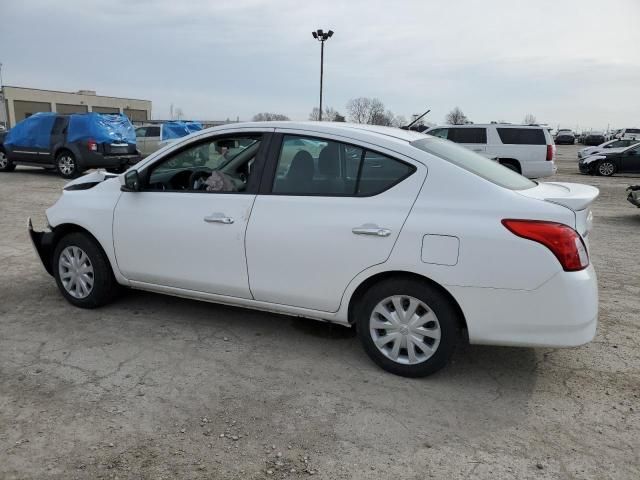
left=63, top=170, right=119, bottom=191
left=582, top=146, right=626, bottom=156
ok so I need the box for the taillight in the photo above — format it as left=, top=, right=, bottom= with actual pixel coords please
left=546, top=144, right=555, bottom=161
left=88, top=139, right=98, bottom=152
left=502, top=219, right=589, bottom=271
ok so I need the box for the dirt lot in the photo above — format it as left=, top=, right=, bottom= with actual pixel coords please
left=1, top=145, right=638, bottom=479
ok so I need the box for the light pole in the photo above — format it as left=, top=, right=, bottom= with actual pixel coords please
left=311, top=29, right=333, bottom=121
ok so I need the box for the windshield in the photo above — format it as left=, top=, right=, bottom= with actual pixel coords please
left=411, top=137, right=536, bottom=190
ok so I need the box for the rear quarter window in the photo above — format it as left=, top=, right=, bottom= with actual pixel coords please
left=497, top=128, right=546, bottom=145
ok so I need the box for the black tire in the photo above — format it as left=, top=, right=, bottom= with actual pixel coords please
left=56, top=150, right=81, bottom=179
left=596, top=160, right=616, bottom=177
left=356, top=278, right=460, bottom=377
left=53, top=232, right=119, bottom=308
left=0, top=150, right=16, bottom=172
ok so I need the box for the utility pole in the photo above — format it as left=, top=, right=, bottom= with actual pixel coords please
left=311, top=29, right=334, bottom=121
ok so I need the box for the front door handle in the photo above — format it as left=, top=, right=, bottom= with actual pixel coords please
left=204, top=213, right=234, bottom=224
left=352, top=224, right=391, bottom=237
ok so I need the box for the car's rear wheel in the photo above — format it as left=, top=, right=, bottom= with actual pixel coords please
left=53, top=232, right=119, bottom=308
left=56, top=151, right=80, bottom=179
left=356, top=278, right=459, bottom=377
left=0, top=150, right=16, bottom=172
left=597, top=160, right=616, bottom=176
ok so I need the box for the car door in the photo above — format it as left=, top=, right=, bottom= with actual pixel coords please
left=47, top=116, right=68, bottom=165
left=621, top=145, right=640, bottom=173
left=245, top=131, right=426, bottom=312
left=7, top=114, right=56, bottom=163
left=113, top=128, right=272, bottom=298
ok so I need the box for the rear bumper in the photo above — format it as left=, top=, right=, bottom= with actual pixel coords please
left=524, top=160, right=556, bottom=179
left=79, top=152, right=141, bottom=168
left=28, top=218, right=55, bottom=276
left=448, top=264, right=598, bottom=347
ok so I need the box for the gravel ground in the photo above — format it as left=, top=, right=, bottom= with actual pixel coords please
left=0, top=145, right=638, bottom=479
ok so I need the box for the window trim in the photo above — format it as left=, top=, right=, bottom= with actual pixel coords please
left=137, top=132, right=272, bottom=195
left=260, top=132, right=416, bottom=198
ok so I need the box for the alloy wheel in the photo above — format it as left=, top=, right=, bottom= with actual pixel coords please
left=598, top=162, right=614, bottom=176
left=0, top=151, right=7, bottom=169
left=369, top=295, right=441, bottom=365
left=58, top=246, right=94, bottom=299
left=58, top=156, right=75, bottom=176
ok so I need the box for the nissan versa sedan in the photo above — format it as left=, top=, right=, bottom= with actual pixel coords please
left=25, top=122, right=599, bottom=377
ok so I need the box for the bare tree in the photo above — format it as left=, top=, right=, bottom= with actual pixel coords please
left=346, top=97, right=371, bottom=123
left=523, top=113, right=537, bottom=125
left=309, top=107, right=346, bottom=122
left=252, top=112, right=290, bottom=121
left=445, top=107, right=468, bottom=125
left=347, top=97, right=398, bottom=125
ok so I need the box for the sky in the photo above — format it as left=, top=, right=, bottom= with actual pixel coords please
left=1, top=0, right=639, bottom=130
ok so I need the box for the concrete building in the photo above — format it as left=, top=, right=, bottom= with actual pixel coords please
left=0, top=86, right=152, bottom=128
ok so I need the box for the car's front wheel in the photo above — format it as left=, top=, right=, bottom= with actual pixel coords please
left=597, top=160, right=616, bottom=176
left=0, top=150, right=16, bottom=172
left=56, top=151, right=80, bottom=179
left=53, top=232, right=119, bottom=308
left=356, top=278, right=459, bottom=377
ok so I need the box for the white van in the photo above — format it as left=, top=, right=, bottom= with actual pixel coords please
left=425, top=124, right=557, bottom=178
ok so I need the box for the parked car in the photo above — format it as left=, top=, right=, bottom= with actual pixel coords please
left=584, top=131, right=606, bottom=146
left=616, top=128, right=640, bottom=141
left=627, top=185, right=640, bottom=208
left=579, top=142, right=640, bottom=176
left=555, top=129, right=575, bottom=145
left=578, top=138, right=639, bottom=159
left=0, top=112, right=140, bottom=178
left=136, top=121, right=203, bottom=157
left=28, top=122, right=598, bottom=377
left=425, top=124, right=556, bottom=178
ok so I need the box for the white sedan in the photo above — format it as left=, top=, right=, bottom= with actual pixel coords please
left=28, top=122, right=599, bottom=377
left=577, top=138, right=639, bottom=159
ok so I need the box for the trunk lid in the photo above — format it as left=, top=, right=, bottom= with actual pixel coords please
left=517, top=181, right=599, bottom=237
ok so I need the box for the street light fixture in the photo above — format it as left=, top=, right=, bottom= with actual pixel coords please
left=311, top=29, right=334, bottom=121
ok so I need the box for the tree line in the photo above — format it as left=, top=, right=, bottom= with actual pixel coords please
left=253, top=104, right=539, bottom=127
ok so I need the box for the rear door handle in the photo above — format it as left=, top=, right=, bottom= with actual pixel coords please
left=204, top=213, right=234, bottom=224
left=352, top=224, right=391, bottom=237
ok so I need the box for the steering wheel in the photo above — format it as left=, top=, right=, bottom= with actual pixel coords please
left=189, top=168, right=213, bottom=190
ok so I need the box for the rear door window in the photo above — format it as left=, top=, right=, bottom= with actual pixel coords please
left=448, top=128, right=487, bottom=144
left=271, top=135, right=415, bottom=196
left=147, top=126, right=161, bottom=137
left=497, top=128, right=546, bottom=145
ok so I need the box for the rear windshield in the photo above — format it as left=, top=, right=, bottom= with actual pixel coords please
left=626, top=129, right=640, bottom=134
left=497, top=128, right=546, bottom=145
left=411, top=137, right=536, bottom=191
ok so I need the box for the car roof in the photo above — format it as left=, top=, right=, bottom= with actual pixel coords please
left=198, top=121, right=428, bottom=145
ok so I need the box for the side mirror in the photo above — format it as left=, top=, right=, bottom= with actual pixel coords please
left=121, top=170, right=141, bottom=192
